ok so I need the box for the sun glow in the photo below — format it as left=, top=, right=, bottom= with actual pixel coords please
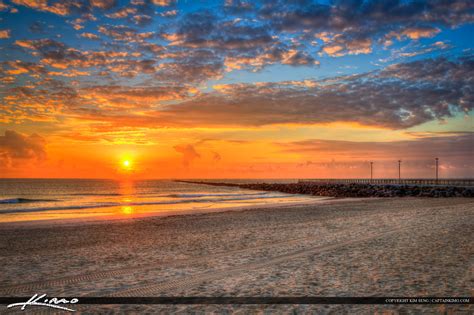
left=116, top=154, right=138, bottom=177
left=120, top=156, right=133, bottom=171
left=121, top=206, right=134, bottom=215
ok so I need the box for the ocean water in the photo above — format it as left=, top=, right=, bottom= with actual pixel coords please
left=0, top=179, right=323, bottom=223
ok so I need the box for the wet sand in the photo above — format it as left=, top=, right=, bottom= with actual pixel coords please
left=0, top=198, right=472, bottom=314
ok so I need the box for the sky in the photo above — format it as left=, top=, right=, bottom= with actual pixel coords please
left=0, top=0, right=473, bottom=179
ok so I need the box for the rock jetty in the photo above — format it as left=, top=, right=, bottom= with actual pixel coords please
left=177, top=181, right=474, bottom=198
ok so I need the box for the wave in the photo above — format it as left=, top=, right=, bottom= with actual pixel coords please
left=69, top=192, right=270, bottom=198
left=165, top=192, right=269, bottom=198
left=0, top=194, right=293, bottom=214
left=0, top=198, right=58, bottom=204
left=69, top=193, right=122, bottom=196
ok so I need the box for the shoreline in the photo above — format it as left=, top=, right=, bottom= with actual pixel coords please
left=0, top=195, right=345, bottom=228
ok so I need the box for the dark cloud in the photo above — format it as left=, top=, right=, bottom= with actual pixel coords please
left=0, top=130, right=46, bottom=166
left=80, top=85, right=196, bottom=108
left=282, top=132, right=474, bottom=177
left=224, top=0, right=254, bottom=14
left=98, top=24, right=154, bottom=42
left=259, top=0, right=473, bottom=57
left=28, top=21, right=49, bottom=33
left=174, top=144, right=200, bottom=167
left=158, top=55, right=473, bottom=129
left=14, top=38, right=155, bottom=78
left=175, top=11, right=274, bottom=51
left=280, top=133, right=474, bottom=159
left=155, top=50, right=224, bottom=83
left=2, top=44, right=472, bottom=130
left=212, top=151, right=222, bottom=162
left=163, top=10, right=318, bottom=74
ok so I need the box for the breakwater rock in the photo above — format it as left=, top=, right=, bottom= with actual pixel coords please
left=177, top=181, right=474, bottom=198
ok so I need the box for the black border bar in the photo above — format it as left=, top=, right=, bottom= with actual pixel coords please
left=0, top=297, right=472, bottom=305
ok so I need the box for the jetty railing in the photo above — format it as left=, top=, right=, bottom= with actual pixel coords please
left=298, top=178, right=474, bottom=186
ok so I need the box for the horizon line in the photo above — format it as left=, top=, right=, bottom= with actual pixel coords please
left=1, top=177, right=474, bottom=180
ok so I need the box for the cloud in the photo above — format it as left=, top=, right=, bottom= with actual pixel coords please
left=174, top=144, right=200, bottom=167
left=11, top=0, right=78, bottom=15
left=224, top=0, right=253, bottom=14
left=161, top=10, right=319, bottom=73
left=5, top=0, right=471, bottom=89
left=156, top=55, right=473, bottom=129
left=378, top=41, right=451, bottom=63
left=173, top=11, right=273, bottom=50
left=260, top=0, right=473, bottom=57
left=0, top=130, right=46, bottom=166
left=389, top=26, right=440, bottom=41
left=98, top=24, right=154, bottom=42
left=90, top=0, right=116, bottom=10
left=15, top=38, right=67, bottom=54
left=0, top=1, right=11, bottom=11
left=132, top=14, right=152, bottom=25
left=0, top=29, right=10, bottom=39
left=281, top=132, right=474, bottom=177
left=28, top=21, right=49, bottom=33
left=212, top=151, right=222, bottom=162
left=80, top=85, right=196, bottom=108
left=105, top=6, right=136, bottom=18
left=322, top=36, right=372, bottom=57
left=152, top=0, right=175, bottom=6
left=80, top=32, right=100, bottom=39
left=2, top=60, right=47, bottom=75
left=1, top=1, right=473, bottom=132
left=280, top=133, right=474, bottom=160
left=14, top=39, right=152, bottom=75
left=161, top=9, right=177, bottom=17
left=3, top=54, right=471, bottom=130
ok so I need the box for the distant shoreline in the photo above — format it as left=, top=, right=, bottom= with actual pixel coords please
left=177, top=180, right=474, bottom=198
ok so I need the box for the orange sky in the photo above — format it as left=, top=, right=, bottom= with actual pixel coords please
left=1, top=119, right=472, bottom=179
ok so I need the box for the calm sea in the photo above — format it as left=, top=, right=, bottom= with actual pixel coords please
left=0, top=179, right=323, bottom=223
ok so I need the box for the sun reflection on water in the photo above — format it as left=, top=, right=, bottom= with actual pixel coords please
left=121, top=206, right=134, bottom=215
left=118, top=180, right=136, bottom=215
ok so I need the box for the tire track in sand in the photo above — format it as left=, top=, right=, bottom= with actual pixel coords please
left=108, top=222, right=431, bottom=297
left=0, top=234, right=321, bottom=295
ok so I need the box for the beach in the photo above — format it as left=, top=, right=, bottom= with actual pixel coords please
left=0, top=197, right=472, bottom=314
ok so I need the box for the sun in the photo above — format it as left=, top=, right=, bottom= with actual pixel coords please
left=119, top=154, right=135, bottom=173
left=120, top=158, right=133, bottom=171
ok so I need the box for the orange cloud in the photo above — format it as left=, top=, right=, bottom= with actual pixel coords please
left=0, top=29, right=10, bottom=39
left=12, top=0, right=72, bottom=15
left=80, top=32, right=100, bottom=40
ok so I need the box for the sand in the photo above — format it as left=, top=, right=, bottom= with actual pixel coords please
left=0, top=198, right=472, bottom=314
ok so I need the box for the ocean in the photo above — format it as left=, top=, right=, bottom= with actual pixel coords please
left=0, top=179, right=323, bottom=223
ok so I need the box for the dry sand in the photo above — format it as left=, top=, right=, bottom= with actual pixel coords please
left=0, top=198, right=472, bottom=314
